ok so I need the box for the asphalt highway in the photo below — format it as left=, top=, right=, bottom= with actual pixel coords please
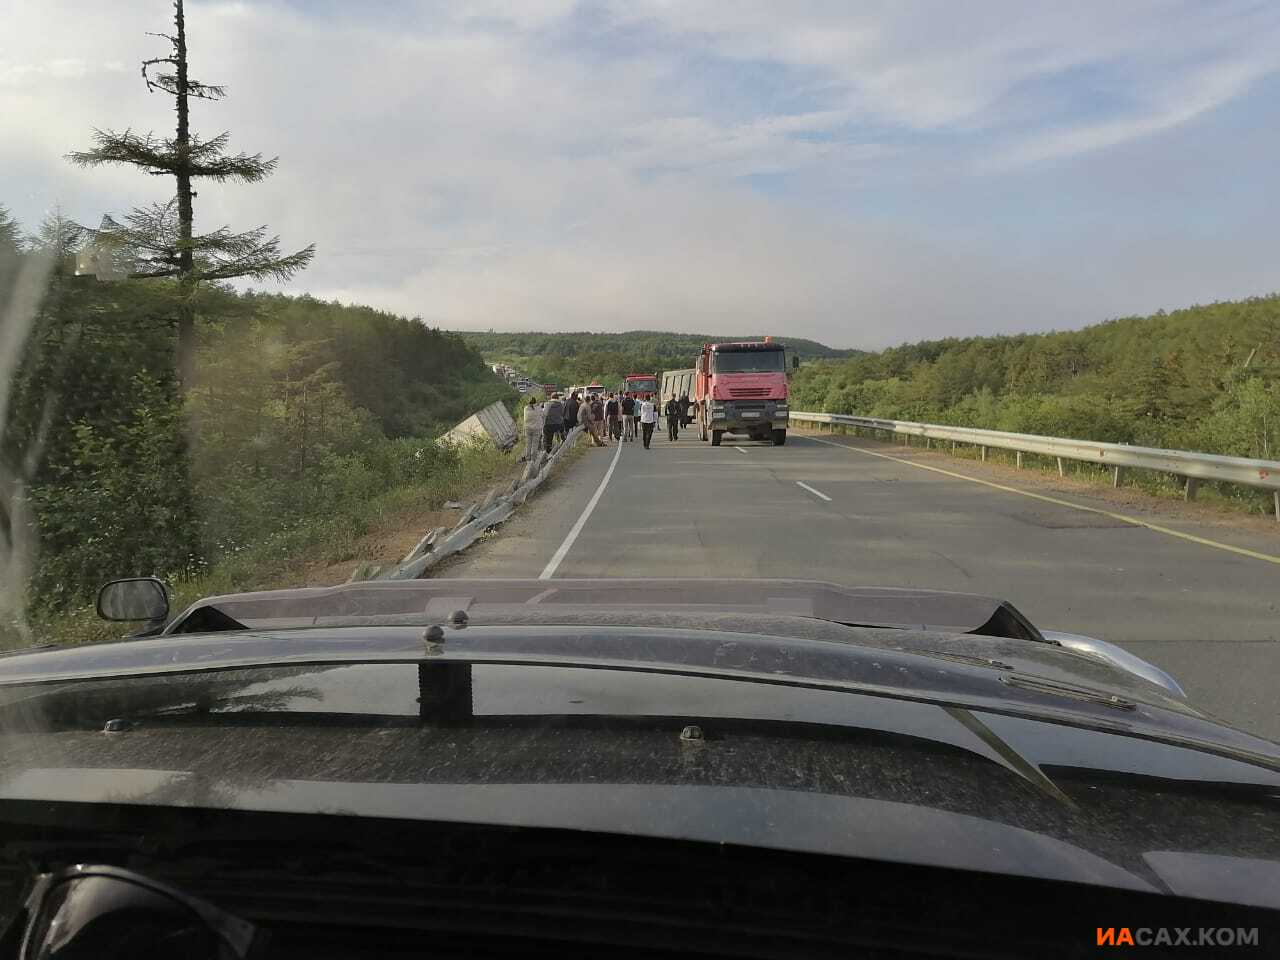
left=443, top=428, right=1280, bottom=740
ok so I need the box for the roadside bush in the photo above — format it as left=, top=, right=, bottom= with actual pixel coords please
left=27, top=373, right=201, bottom=608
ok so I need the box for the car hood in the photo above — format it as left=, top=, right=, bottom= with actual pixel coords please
left=2, top=579, right=1279, bottom=906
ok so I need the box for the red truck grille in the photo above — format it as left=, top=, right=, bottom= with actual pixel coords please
left=728, top=387, right=769, bottom=398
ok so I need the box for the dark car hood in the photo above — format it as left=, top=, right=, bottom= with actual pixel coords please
left=2, top=579, right=1279, bottom=907
left=162, top=578, right=1048, bottom=640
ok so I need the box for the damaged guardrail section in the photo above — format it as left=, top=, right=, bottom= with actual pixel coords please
left=378, top=425, right=585, bottom=580
left=789, top=411, right=1280, bottom=521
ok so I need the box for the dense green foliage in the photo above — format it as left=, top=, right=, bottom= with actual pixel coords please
left=789, top=298, right=1280, bottom=506
left=459, top=330, right=854, bottom=388
left=2, top=219, right=514, bottom=632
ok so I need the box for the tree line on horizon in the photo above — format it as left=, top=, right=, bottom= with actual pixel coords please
left=459, top=330, right=854, bottom=389
left=788, top=296, right=1280, bottom=509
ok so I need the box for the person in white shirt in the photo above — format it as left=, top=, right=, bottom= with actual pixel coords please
left=638, top=398, right=658, bottom=449
left=522, top=396, right=544, bottom=461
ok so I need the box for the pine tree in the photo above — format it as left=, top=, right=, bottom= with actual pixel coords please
left=68, top=0, right=313, bottom=391
left=0, top=205, right=21, bottom=255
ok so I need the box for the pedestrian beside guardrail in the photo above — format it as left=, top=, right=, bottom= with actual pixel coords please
left=789, top=411, right=1280, bottom=521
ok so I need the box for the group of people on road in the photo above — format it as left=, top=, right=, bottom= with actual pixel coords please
left=521, top=389, right=694, bottom=460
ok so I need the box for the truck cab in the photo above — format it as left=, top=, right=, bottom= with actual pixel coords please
left=622, top=373, right=659, bottom=404
left=695, top=339, right=789, bottom=445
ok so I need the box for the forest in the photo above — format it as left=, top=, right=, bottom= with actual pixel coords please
left=460, top=330, right=854, bottom=388
left=788, top=297, right=1280, bottom=507
left=1, top=207, right=513, bottom=639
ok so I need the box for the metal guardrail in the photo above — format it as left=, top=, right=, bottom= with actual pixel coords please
left=376, top=424, right=586, bottom=581
left=790, top=411, right=1280, bottom=520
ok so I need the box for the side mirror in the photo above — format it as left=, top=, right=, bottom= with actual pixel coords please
left=96, top=577, right=169, bottom=622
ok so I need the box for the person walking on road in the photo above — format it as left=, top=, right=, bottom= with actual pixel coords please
left=591, top=394, right=606, bottom=448
left=606, top=394, right=621, bottom=443
left=621, top=394, right=636, bottom=441
left=522, top=395, right=544, bottom=462
left=664, top=395, right=681, bottom=441
left=542, top=393, right=565, bottom=453
left=587, top=394, right=606, bottom=446
left=679, top=393, right=693, bottom=427
left=639, top=396, right=658, bottom=449
left=564, top=392, right=580, bottom=431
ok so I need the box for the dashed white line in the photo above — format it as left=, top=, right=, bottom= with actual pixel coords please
left=539, top=438, right=624, bottom=579
left=805, top=434, right=1280, bottom=566
left=733, top=446, right=748, bottom=454
left=795, top=480, right=832, bottom=502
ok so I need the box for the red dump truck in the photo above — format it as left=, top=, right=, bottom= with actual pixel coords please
left=622, top=373, right=659, bottom=402
left=695, top=339, right=789, bottom=446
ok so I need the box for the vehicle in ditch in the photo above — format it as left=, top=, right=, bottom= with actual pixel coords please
left=695, top=338, right=789, bottom=445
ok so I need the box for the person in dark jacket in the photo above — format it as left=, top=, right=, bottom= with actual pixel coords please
left=542, top=394, right=565, bottom=452
left=588, top=395, right=606, bottom=446
left=664, top=395, right=681, bottom=441
left=605, top=394, right=621, bottom=442
left=564, top=392, right=580, bottom=431
left=620, top=394, right=636, bottom=442
left=679, top=393, right=693, bottom=427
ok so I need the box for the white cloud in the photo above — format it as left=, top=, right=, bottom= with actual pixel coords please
left=3, top=0, right=1280, bottom=348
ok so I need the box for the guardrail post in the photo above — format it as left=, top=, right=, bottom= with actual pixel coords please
left=1184, top=477, right=1199, bottom=502
left=1112, top=466, right=1122, bottom=488
left=1015, top=451, right=1023, bottom=470
left=1274, top=490, right=1279, bottom=522
left=980, top=445, right=987, bottom=462
left=1056, top=457, right=1065, bottom=477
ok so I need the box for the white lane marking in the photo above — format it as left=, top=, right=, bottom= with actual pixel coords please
left=796, top=480, right=832, bottom=502
left=539, top=439, right=624, bottom=579
left=804, top=434, right=1280, bottom=566
left=733, top=446, right=748, bottom=454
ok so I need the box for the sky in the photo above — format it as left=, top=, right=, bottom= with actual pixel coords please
left=3, top=0, right=1280, bottom=348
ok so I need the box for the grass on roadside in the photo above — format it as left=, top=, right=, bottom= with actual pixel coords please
left=5, top=442, right=516, bottom=651
left=811, top=426, right=1277, bottom=518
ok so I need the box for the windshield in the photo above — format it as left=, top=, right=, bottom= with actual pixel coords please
left=711, top=350, right=786, bottom=373
left=4, top=2, right=1280, bottom=932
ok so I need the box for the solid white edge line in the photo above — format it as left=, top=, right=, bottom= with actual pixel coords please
left=539, top=438, right=624, bottom=579
left=796, top=480, right=832, bottom=502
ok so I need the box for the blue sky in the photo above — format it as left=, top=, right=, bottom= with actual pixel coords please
left=3, top=0, right=1280, bottom=346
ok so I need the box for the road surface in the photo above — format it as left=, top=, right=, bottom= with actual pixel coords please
left=443, top=429, right=1280, bottom=740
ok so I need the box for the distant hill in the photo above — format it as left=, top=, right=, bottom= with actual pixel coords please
left=455, top=330, right=858, bottom=387
left=456, top=330, right=854, bottom=362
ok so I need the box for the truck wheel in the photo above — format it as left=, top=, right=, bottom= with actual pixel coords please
left=772, top=429, right=787, bottom=446
left=699, top=414, right=708, bottom=441
left=711, top=429, right=723, bottom=446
